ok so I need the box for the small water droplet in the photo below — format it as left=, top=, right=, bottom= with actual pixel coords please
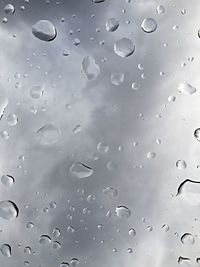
left=30, top=85, right=44, bottom=99
left=70, top=163, right=93, bottom=179
left=176, top=160, right=187, bottom=170
left=128, top=228, right=136, bottom=236
left=7, top=114, right=18, bottom=126
left=181, top=233, right=195, bottom=245
left=110, top=73, right=124, bottom=86
left=39, top=235, right=51, bottom=245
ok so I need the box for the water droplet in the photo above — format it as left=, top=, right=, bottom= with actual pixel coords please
left=131, top=82, right=140, bottom=91
left=7, top=114, right=18, bottom=126
left=73, top=125, right=82, bottom=134
left=70, top=163, right=94, bottom=179
left=70, top=258, right=79, bottom=267
left=52, top=241, right=61, bottom=250
left=39, top=235, right=51, bottom=245
left=115, top=206, right=131, bottom=218
left=105, top=18, right=119, bottom=32
left=30, top=85, right=44, bottom=99
left=26, top=222, right=34, bottom=229
left=92, top=0, right=106, bottom=2
left=1, top=175, right=14, bottom=186
left=97, top=142, right=109, bottom=154
left=178, top=256, right=191, bottom=265
left=141, top=18, right=157, bottom=33
left=60, top=263, right=70, bottom=267
left=36, top=124, right=61, bottom=145
left=162, top=224, right=170, bottom=232
left=32, top=20, right=57, bottom=42
left=0, top=244, right=11, bottom=257
left=103, top=187, right=118, bottom=197
left=127, top=248, right=133, bottom=253
left=176, top=179, right=200, bottom=205
left=178, top=83, right=196, bottom=95
left=0, top=95, right=8, bottom=119
left=114, top=38, right=135, bottom=57
left=146, top=151, right=156, bottom=159
left=4, top=4, right=15, bottom=14
left=81, top=56, right=100, bottom=80
left=52, top=228, right=61, bottom=238
left=168, top=95, right=176, bottom=102
left=147, top=226, right=153, bottom=232
left=86, top=194, right=96, bottom=203
left=110, top=73, right=124, bottom=86
left=156, top=5, right=165, bottom=14
left=128, top=228, right=136, bottom=236
left=194, top=128, right=200, bottom=141
left=181, top=233, right=195, bottom=245
left=176, top=160, right=187, bottom=170
left=0, top=200, right=18, bottom=220
left=67, top=225, right=75, bottom=233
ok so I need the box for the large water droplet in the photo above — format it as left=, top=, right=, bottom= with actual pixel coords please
left=178, top=83, right=197, bottom=95
left=81, top=56, right=100, bottom=80
left=32, top=20, right=57, bottom=42
left=0, top=200, right=18, bottom=220
left=36, top=124, right=61, bottom=145
left=114, top=38, right=135, bottom=57
left=92, top=0, right=106, bottom=2
left=176, top=179, right=200, bottom=205
left=141, top=18, right=157, bottom=33
left=105, top=18, right=119, bottom=32
left=30, top=85, right=44, bottom=99
left=181, top=233, right=195, bottom=245
left=1, top=175, right=14, bottom=186
left=70, top=163, right=94, bottom=179
left=115, top=206, right=131, bottom=218
left=0, top=244, right=11, bottom=257
left=4, top=4, right=15, bottom=14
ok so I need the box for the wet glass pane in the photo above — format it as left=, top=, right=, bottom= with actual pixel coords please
left=0, top=0, right=199, bottom=266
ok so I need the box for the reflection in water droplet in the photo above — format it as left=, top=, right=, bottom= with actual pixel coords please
left=105, top=18, right=119, bottom=32
left=39, top=235, right=52, bottom=245
left=4, top=4, right=15, bottom=14
left=194, top=128, right=200, bottom=141
left=1, top=175, right=14, bottom=186
left=32, top=20, right=57, bottom=42
left=110, top=73, right=124, bottom=86
left=0, top=244, right=11, bottom=257
left=36, top=124, right=61, bottom=145
left=141, top=18, right=157, bottom=33
left=178, top=83, right=196, bottom=95
left=176, top=160, right=187, bottom=170
left=70, top=163, right=94, bottom=179
left=30, top=85, right=44, bottom=99
left=115, top=206, right=131, bottom=218
left=114, top=38, right=135, bottom=57
left=81, top=56, right=100, bottom=80
left=0, top=200, right=18, bottom=220
left=181, top=233, right=195, bottom=245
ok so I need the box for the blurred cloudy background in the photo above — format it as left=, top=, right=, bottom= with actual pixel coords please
left=0, top=0, right=200, bottom=266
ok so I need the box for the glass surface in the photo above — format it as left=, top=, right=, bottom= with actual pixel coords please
left=0, top=0, right=199, bottom=266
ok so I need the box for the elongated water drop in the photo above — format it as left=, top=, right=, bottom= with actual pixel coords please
left=115, top=206, right=131, bottom=218
left=0, top=244, right=11, bottom=257
left=70, top=163, right=94, bottom=179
